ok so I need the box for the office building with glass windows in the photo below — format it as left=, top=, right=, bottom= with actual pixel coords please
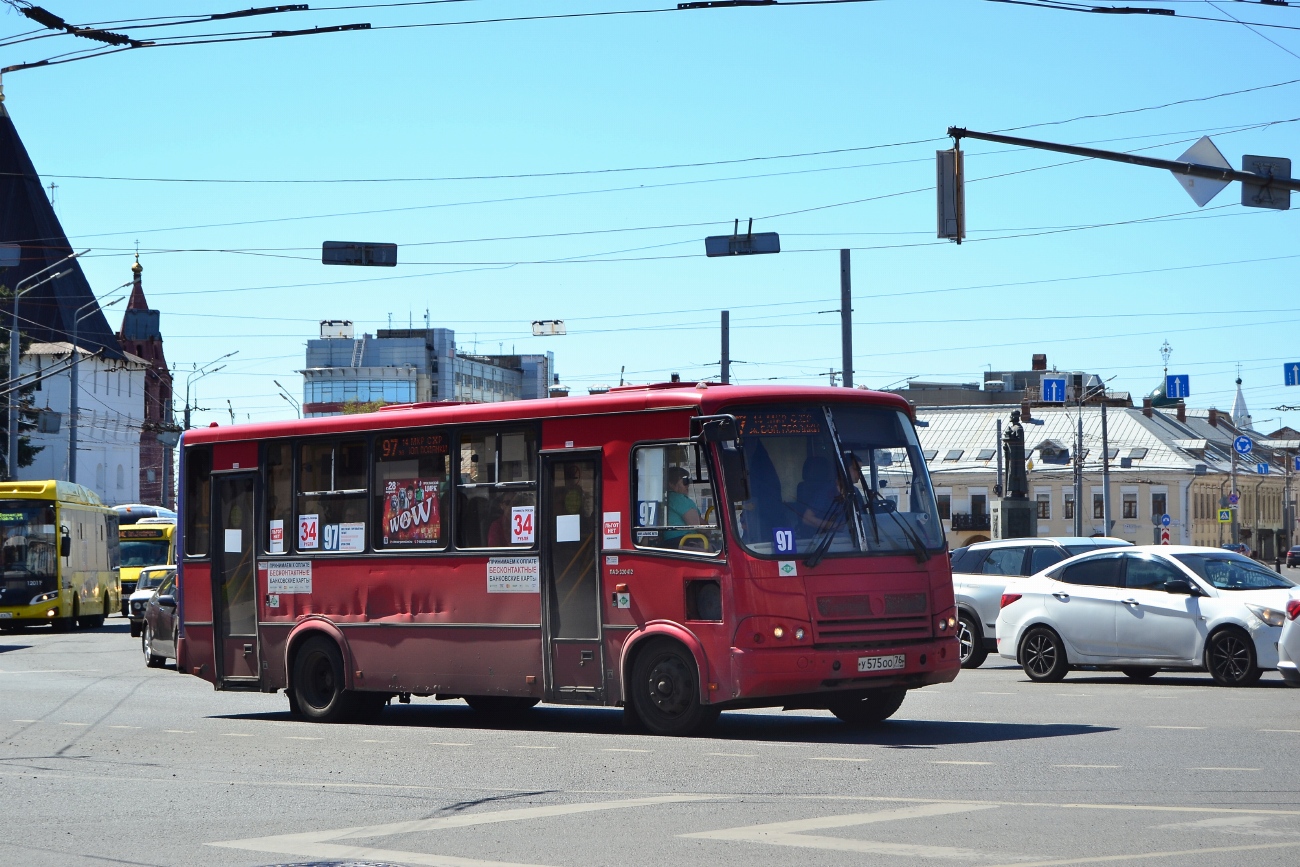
left=301, top=321, right=554, bottom=417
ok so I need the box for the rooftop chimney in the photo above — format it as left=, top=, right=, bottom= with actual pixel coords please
left=1020, top=399, right=1032, bottom=422
left=1031, top=354, right=1047, bottom=372
left=1208, top=409, right=1218, bottom=427
left=1142, top=397, right=1153, bottom=418
left=1176, top=403, right=1186, bottom=422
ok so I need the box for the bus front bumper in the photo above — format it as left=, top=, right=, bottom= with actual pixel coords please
left=0, top=597, right=66, bottom=626
left=725, top=638, right=960, bottom=703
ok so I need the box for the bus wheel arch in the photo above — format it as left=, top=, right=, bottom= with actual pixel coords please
left=619, top=623, right=712, bottom=706
left=621, top=629, right=718, bottom=736
left=285, top=620, right=355, bottom=706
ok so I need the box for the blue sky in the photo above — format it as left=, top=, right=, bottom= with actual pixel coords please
left=4, top=0, right=1299, bottom=430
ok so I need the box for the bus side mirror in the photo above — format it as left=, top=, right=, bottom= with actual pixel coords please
left=691, top=414, right=739, bottom=443
left=718, top=440, right=750, bottom=502
left=60, top=532, right=71, bottom=558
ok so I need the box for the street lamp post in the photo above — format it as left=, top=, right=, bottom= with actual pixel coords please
left=183, top=351, right=237, bottom=429
left=273, top=379, right=301, bottom=418
left=68, top=290, right=127, bottom=484
left=8, top=250, right=87, bottom=480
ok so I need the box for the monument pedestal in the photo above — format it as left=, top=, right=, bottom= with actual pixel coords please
left=992, top=497, right=1038, bottom=540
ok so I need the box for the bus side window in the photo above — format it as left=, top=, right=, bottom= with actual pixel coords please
left=373, top=430, right=451, bottom=551
left=456, top=429, right=537, bottom=549
left=106, top=514, right=120, bottom=570
left=296, top=438, right=368, bottom=553
left=264, top=441, right=292, bottom=554
left=184, top=447, right=213, bottom=558
left=631, top=443, right=722, bottom=556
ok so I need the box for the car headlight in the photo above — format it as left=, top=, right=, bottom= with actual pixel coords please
left=1245, top=604, right=1286, bottom=628
left=29, top=590, right=59, bottom=605
left=131, top=601, right=145, bottom=613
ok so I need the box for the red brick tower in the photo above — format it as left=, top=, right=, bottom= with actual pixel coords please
left=116, top=256, right=175, bottom=506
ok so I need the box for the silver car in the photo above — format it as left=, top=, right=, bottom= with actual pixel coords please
left=951, top=536, right=1131, bottom=668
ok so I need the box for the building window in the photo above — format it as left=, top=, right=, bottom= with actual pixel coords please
left=1093, top=493, right=1105, bottom=520
left=1122, top=492, right=1138, bottom=519
left=971, top=493, right=987, bottom=516
left=936, top=493, right=951, bottom=520
left=1063, top=491, right=1075, bottom=520
left=1036, top=492, right=1051, bottom=519
left=1152, top=492, right=1167, bottom=519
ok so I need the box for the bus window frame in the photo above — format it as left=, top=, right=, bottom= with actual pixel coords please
left=372, top=427, right=453, bottom=553
left=628, top=437, right=726, bottom=561
left=182, top=445, right=213, bottom=561
left=294, top=436, right=370, bottom=556
left=454, top=425, right=541, bottom=552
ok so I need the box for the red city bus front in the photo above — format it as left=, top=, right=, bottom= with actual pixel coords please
left=175, top=384, right=957, bottom=735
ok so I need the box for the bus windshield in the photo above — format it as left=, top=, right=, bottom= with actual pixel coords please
left=120, top=539, right=171, bottom=568
left=732, top=404, right=943, bottom=557
left=0, top=501, right=59, bottom=581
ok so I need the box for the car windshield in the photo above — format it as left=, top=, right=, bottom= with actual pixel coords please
left=138, top=570, right=171, bottom=590
left=120, top=539, right=170, bottom=568
left=0, top=500, right=58, bottom=581
left=730, top=403, right=943, bottom=557
left=1172, top=554, right=1294, bottom=591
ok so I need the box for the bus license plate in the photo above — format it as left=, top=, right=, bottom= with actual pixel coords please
left=858, top=654, right=904, bottom=672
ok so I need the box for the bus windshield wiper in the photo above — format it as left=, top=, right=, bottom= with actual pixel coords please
left=803, top=496, right=848, bottom=568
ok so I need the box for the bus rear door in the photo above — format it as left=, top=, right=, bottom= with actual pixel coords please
left=212, top=472, right=259, bottom=687
left=541, top=451, right=604, bottom=703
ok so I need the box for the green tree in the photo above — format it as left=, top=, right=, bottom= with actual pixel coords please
left=340, top=399, right=386, bottom=415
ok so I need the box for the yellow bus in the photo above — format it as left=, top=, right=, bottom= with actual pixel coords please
left=117, top=517, right=175, bottom=607
left=0, top=481, right=119, bottom=631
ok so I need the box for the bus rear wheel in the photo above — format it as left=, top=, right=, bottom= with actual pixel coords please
left=629, top=639, right=718, bottom=736
left=291, top=636, right=362, bottom=723
left=51, top=599, right=78, bottom=633
left=80, top=595, right=106, bottom=629
left=828, top=688, right=907, bottom=726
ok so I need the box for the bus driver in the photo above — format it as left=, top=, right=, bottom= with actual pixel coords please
left=663, top=466, right=702, bottom=545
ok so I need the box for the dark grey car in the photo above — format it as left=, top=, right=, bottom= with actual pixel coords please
left=142, top=571, right=178, bottom=668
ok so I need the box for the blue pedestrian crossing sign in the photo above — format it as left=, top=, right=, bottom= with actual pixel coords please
left=1256, top=462, right=1270, bottom=475
left=1041, top=377, right=1067, bottom=403
left=1286, top=362, right=1300, bottom=387
left=1165, top=374, right=1189, bottom=400
left=1233, top=435, right=1253, bottom=455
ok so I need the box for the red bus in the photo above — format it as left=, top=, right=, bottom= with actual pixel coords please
left=176, top=383, right=958, bottom=735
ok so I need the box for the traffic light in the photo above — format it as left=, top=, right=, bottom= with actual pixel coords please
left=936, top=147, right=964, bottom=243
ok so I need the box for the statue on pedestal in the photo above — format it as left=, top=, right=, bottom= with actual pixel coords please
left=1003, top=410, right=1028, bottom=500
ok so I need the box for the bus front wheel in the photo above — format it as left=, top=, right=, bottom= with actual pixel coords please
left=828, top=688, right=907, bottom=726
left=629, top=639, right=718, bottom=737
left=290, top=636, right=357, bottom=723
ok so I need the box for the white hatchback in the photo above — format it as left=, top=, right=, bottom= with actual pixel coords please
left=997, top=545, right=1295, bottom=686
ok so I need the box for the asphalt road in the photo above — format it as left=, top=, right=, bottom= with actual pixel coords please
left=3, top=612, right=1299, bottom=867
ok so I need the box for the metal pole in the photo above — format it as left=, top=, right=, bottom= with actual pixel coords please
left=1101, top=404, right=1112, bottom=536
left=840, top=249, right=852, bottom=388
left=69, top=328, right=79, bottom=482
left=720, top=310, right=730, bottom=385
left=1232, top=449, right=1239, bottom=546
left=995, top=419, right=1003, bottom=497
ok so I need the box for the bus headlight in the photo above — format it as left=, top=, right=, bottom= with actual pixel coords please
left=30, top=590, right=59, bottom=605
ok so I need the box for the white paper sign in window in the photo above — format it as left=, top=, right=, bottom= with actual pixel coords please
left=602, top=511, right=621, bottom=550
left=511, top=506, right=535, bottom=544
left=555, top=513, right=581, bottom=543
left=268, top=519, right=284, bottom=554
left=224, top=529, right=242, bottom=554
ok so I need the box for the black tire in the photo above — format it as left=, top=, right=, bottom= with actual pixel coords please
left=1020, top=627, right=1069, bottom=682
left=79, top=595, right=105, bottom=630
left=143, top=624, right=166, bottom=668
left=1205, top=628, right=1262, bottom=687
left=958, top=613, right=988, bottom=669
left=350, top=692, right=390, bottom=723
left=464, top=696, right=541, bottom=715
left=1121, top=667, right=1158, bottom=681
left=129, top=622, right=141, bottom=639
left=290, top=636, right=356, bottom=722
left=52, top=598, right=79, bottom=633
left=629, top=639, right=718, bottom=736
left=828, top=688, right=907, bottom=726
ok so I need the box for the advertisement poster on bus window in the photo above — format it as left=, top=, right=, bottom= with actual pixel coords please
left=381, top=478, right=441, bottom=546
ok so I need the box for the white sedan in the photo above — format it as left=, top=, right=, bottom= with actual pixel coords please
left=1280, top=595, right=1300, bottom=687
left=996, top=545, right=1295, bottom=687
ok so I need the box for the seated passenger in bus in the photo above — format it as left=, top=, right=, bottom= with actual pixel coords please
left=795, top=456, right=840, bottom=533
left=663, top=467, right=703, bottom=546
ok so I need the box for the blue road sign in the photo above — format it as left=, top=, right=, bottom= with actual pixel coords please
left=1160, top=513, right=1171, bottom=527
left=1165, top=374, right=1189, bottom=400
left=1295, top=456, right=1300, bottom=472
left=1287, top=362, right=1300, bottom=387
left=1229, top=492, right=1240, bottom=505
left=1257, top=462, right=1270, bottom=475
left=1233, top=435, right=1253, bottom=456
left=1041, top=377, right=1067, bottom=403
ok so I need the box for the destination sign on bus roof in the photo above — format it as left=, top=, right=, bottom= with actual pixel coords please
left=377, top=433, right=450, bottom=461
left=121, top=527, right=168, bottom=539
left=736, top=410, right=822, bottom=436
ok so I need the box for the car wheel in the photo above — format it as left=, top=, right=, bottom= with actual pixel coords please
left=1020, top=627, right=1069, bottom=682
left=129, top=622, right=141, bottom=639
left=464, top=696, right=541, bottom=715
left=1205, top=628, right=1262, bottom=687
left=1121, top=667, right=1158, bottom=681
left=143, top=624, right=165, bottom=668
left=290, top=635, right=358, bottom=722
left=957, top=613, right=988, bottom=669
left=828, top=688, right=907, bottom=726
left=629, top=639, right=718, bottom=736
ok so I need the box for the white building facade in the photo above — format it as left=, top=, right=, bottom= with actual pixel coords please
left=18, top=342, right=150, bottom=506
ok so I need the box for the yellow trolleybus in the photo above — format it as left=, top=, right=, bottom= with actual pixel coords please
left=0, top=481, right=120, bottom=631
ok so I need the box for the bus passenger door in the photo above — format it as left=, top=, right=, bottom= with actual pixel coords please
left=212, top=473, right=260, bottom=687
left=541, top=453, right=604, bottom=703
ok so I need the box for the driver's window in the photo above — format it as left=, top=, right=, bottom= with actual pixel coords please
left=1124, top=555, right=1185, bottom=591
left=631, top=443, right=722, bottom=556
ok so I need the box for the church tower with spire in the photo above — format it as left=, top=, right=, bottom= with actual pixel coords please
left=1232, top=371, right=1253, bottom=431
left=115, top=256, right=174, bottom=505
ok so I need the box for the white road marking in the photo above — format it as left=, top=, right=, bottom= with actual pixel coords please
left=808, top=757, right=868, bottom=762
left=285, top=736, right=324, bottom=741
left=163, top=729, right=195, bottom=734
left=107, top=725, right=141, bottom=729
left=221, top=733, right=255, bottom=737
left=430, top=741, right=473, bottom=746
left=12, top=719, right=37, bottom=722
left=58, top=722, right=88, bottom=727
left=514, top=745, right=555, bottom=750
left=361, top=739, right=392, bottom=743
left=1146, top=725, right=1204, bottom=730
left=983, top=840, right=1300, bottom=867
left=1259, top=729, right=1300, bottom=733
left=601, top=748, right=651, bottom=753
left=683, top=801, right=1001, bottom=858
left=931, top=760, right=993, bottom=765
left=706, top=753, right=758, bottom=758
left=210, top=794, right=711, bottom=866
